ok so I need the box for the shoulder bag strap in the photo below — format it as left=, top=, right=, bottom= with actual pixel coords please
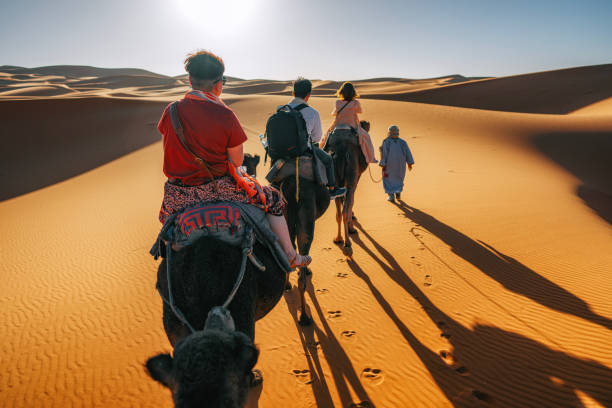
left=336, top=100, right=352, bottom=115
left=169, top=101, right=217, bottom=179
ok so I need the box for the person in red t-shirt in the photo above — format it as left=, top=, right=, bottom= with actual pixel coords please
left=158, top=50, right=311, bottom=269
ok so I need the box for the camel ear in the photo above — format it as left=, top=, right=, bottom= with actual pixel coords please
left=235, top=336, right=259, bottom=372
left=146, top=354, right=177, bottom=390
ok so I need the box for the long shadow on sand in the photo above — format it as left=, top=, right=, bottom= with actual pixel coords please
left=532, top=131, right=612, bottom=225
left=391, top=203, right=612, bottom=333
left=0, top=98, right=169, bottom=201
left=348, top=221, right=612, bottom=407
left=284, top=278, right=373, bottom=408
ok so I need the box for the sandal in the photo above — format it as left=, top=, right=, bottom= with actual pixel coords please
left=290, top=253, right=312, bottom=269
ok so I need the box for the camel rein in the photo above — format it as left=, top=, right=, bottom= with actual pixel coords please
left=368, top=165, right=383, bottom=183
left=157, top=224, right=264, bottom=334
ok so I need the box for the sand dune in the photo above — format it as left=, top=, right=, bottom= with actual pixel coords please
left=1, top=65, right=611, bottom=407
left=364, top=64, right=612, bottom=114
left=0, top=65, right=168, bottom=78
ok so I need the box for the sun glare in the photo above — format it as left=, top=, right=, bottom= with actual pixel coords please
left=175, top=0, right=260, bottom=32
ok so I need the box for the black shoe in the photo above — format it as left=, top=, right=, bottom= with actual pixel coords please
left=329, top=187, right=347, bottom=199
left=395, top=193, right=401, bottom=200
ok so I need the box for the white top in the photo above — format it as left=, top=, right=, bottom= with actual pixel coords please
left=288, top=97, right=323, bottom=143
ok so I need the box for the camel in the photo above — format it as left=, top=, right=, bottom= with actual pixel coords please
left=146, top=153, right=288, bottom=407
left=325, top=125, right=368, bottom=256
left=278, top=169, right=331, bottom=325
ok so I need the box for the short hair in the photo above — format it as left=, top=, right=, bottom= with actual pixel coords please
left=184, top=50, right=225, bottom=89
left=293, top=77, right=312, bottom=99
left=360, top=120, right=370, bottom=131
left=337, top=82, right=359, bottom=101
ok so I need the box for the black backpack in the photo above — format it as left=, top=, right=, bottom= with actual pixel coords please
left=265, top=104, right=309, bottom=161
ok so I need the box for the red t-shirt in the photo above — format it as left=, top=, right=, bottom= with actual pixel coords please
left=158, top=93, right=247, bottom=185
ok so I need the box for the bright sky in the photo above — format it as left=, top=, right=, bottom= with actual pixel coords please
left=1, top=0, right=611, bottom=80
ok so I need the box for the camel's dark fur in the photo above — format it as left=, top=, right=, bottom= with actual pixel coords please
left=147, top=152, right=287, bottom=407
left=280, top=174, right=331, bottom=325
left=146, top=329, right=258, bottom=408
left=326, top=128, right=367, bottom=256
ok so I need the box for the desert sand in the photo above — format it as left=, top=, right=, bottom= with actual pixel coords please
left=1, top=64, right=611, bottom=407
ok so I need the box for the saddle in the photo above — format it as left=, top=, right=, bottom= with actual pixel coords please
left=265, top=155, right=328, bottom=186
left=150, top=201, right=292, bottom=273
left=325, top=126, right=359, bottom=151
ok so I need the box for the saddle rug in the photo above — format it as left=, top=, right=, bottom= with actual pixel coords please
left=150, top=201, right=292, bottom=273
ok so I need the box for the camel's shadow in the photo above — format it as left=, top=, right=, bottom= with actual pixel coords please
left=348, top=208, right=612, bottom=406
left=284, top=276, right=373, bottom=408
left=391, top=202, right=612, bottom=332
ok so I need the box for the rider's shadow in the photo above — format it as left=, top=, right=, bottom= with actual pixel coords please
left=284, top=280, right=373, bottom=408
left=346, top=258, right=612, bottom=407
left=393, top=202, right=612, bottom=333
left=349, top=216, right=612, bottom=406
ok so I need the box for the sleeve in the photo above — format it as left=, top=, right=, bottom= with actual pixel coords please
left=311, top=110, right=323, bottom=143
left=379, top=139, right=389, bottom=167
left=227, top=111, right=248, bottom=148
left=404, top=141, right=414, bottom=165
left=157, top=104, right=171, bottom=136
left=355, top=100, right=362, bottom=114
left=331, top=99, right=340, bottom=116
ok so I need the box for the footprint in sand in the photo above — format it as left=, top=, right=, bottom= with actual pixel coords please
left=472, top=389, right=491, bottom=402
left=341, top=330, right=357, bottom=341
left=349, top=401, right=375, bottom=408
left=291, top=369, right=313, bottom=384
left=360, top=367, right=385, bottom=385
left=424, top=274, right=432, bottom=287
left=336, top=258, right=347, bottom=263
left=336, top=272, right=349, bottom=278
left=327, top=310, right=343, bottom=319
left=316, top=288, right=329, bottom=295
left=455, top=366, right=469, bottom=376
left=306, top=341, right=321, bottom=352
left=439, top=350, right=456, bottom=366
left=322, top=247, right=332, bottom=251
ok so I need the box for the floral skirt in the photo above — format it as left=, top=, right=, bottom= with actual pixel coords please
left=159, top=175, right=285, bottom=223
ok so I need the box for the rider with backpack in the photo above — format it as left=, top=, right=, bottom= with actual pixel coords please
left=265, top=77, right=346, bottom=199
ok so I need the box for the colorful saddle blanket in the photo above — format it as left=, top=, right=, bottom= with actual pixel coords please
left=150, top=201, right=292, bottom=272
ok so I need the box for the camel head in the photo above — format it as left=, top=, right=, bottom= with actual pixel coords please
left=146, top=307, right=259, bottom=408
left=242, top=153, right=260, bottom=177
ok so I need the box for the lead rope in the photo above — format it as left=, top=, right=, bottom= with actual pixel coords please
left=368, top=165, right=383, bottom=183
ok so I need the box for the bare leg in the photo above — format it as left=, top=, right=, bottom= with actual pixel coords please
left=267, top=214, right=311, bottom=267
left=267, top=214, right=296, bottom=258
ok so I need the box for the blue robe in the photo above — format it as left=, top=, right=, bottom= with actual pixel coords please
left=379, top=137, right=414, bottom=194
